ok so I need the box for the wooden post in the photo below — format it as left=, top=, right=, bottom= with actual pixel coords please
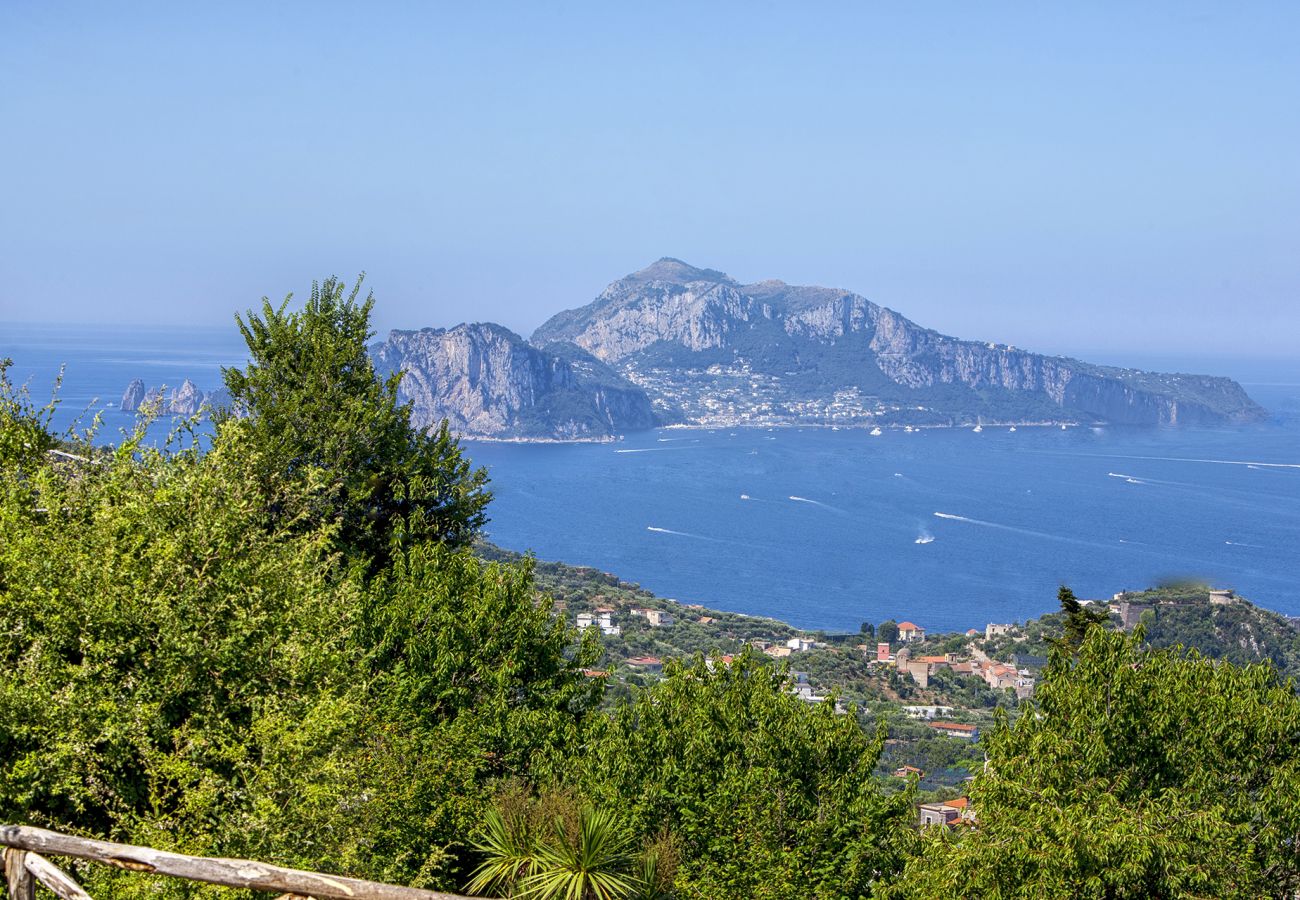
left=4, top=848, right=34, bottom=900
left=23, top=853, right=93, bottom=900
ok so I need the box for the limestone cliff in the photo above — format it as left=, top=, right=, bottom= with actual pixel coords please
left=168, top=379, right=206, bottom=415
left=120, top=379, right=146, bottom=412
left=531, top=259, right=1266, bottom=428
left=371, top=323, right=659, bottom=440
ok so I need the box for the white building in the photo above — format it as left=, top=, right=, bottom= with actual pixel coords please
left=577, top=610, right=621, bottom=637
left=902, top=705, right=954, bottom=720
left=631, top=608, right=676, bottom=626
left=898, top=622, right=926, bottom=642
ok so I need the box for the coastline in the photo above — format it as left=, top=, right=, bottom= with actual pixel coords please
left=456, top=419, right=1098, bottom=445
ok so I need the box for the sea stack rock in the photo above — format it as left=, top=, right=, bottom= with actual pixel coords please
left=120, top=379, right=146, bottom=412
left=167, top=379, right=206, bottom=415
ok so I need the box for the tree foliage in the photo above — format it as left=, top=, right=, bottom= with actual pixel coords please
left=891, top=628, right=1300, bottom=899
left=220, top=275, right=490, bottom=563
left=1049, top=584, right=1108, bottom=656
left=567, top=654, right=916, bottom=899
left=0, top=357, right=71, bottom=473
left=0, top=294, right=587, bottom=896
left=878, top=620, right=900, bottom=645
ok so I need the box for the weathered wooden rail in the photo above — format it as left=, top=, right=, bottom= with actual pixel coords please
left=1, top=826, right=474, bottom=900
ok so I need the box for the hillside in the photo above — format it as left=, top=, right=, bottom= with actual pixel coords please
left=531, top=258, right=1266, bottom=430
left=481, top=543, right=1300, bottom=793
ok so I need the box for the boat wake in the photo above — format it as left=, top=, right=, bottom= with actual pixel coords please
left=646, top=525, right=728, bottom=544
left=933, top=511, right=1102, bottom=549
left=646, top=525, right=758, bottom=548
left=788, top=495, right=850, bottom=515
left=1099, top=454, right=1300, bottom=470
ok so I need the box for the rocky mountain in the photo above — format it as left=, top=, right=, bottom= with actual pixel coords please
left=371, top=323, right=658, bottom=440
left=120, top=379, right=146, bottom=412
left=119, top=378, right=220, bottom=415
left=531, top=258, right=1267, bottom=429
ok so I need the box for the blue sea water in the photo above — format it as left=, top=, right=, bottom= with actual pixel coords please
left=4, top=321, right=1299, bottom=633
left=1, top=322, right=248, bottom=446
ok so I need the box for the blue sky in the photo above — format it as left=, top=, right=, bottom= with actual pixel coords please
left=2, top=2, right=1297, bottom=362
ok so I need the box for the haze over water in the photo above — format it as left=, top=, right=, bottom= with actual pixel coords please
left=5, top=322, right=1298, bottom=635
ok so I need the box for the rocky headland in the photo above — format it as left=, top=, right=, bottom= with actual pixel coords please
left=371, top=323, right=658, bottom=441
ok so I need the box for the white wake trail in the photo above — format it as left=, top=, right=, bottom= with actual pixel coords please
left=788, top=495, right=851, bottom=515
left=646, top=525, right=742, bottom=546
left=933, top=511, right=1107, bottom=550
left=1102, top=454, right=1300, bottom=470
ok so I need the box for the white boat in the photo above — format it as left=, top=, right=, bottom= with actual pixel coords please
left=973, top=424, right=983, bottom=433
left=1061, top=424, right=1068, bottom=430
left=915, top=535, right=935, bottom=545
left=1009, top=426, right=1017, bottom=432
left=870, top=426, right=883, bottom=436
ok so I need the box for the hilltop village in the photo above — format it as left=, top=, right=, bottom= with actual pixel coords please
left=480, top=544, right=1300, bottom=814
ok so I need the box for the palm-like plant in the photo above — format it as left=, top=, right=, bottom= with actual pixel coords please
left=466, top=808, right=539, bottom=897
left=633, top=847, right=675, bottom=900
left=518, top=806, right=638, bottom=900
left=468, top=804, right=649, bottom=900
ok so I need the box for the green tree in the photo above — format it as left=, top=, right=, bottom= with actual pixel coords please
left=1049, top=584, right=1108, bottom=655
left=235, top=546, right=601, bottom=890
left=878, top=619, right=900, bottom=645
left=568, top=653, right=915, bottom=899
left=891, top=628, right=1300, bottom=899
left=860, top=621, right=876, bottom=639
left=0, top=423, right=353, bottom=853
left=0, top=356, right=594, bottom=894
left=220, top=275, right=490, bottom=563
left=0, top=357, right=69, bottom=472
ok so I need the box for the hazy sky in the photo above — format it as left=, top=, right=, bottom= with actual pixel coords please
left=2, top=2, right=1297, bottom=360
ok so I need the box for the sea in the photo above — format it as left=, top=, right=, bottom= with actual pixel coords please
left=5, top=321, right=1299, bottom=634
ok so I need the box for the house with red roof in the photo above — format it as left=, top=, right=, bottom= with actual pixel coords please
left=928, top=721, right=979, bottom=740
left=898, top=621, right=926, bottom=642
left=918, top=797, right=975, bottom=828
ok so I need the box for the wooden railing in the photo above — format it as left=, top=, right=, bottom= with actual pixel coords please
left=1, top=825, right=474, bottom=900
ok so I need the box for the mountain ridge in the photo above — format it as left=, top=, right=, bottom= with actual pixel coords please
left=527, top=259, right=1265, bottom=433
left=368, top=259, right=1265, bottom=439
